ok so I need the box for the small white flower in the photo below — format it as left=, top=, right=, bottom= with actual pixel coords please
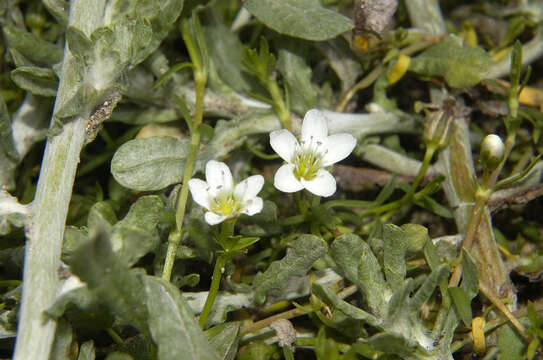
left=188, top=160, right=264, bottom=225
left=270, top=109, right=356, bottom=197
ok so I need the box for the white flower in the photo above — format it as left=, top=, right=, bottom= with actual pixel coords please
left=188, top=160, right=264, bottom=225
left=270, top=109, right=356, bottom=197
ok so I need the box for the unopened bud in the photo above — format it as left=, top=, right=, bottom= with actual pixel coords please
left=423, top=108, right=453, bottom=150
left=479, top=134, right=505, bottom=170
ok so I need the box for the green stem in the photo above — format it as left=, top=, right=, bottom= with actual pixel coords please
left=162, top=18, right=207, bottom=282
left=412, top=145, right=436, bottom=190
left=267, top=80, right=291, bottom=132
left=324, top=199, right=373, bottom=209
left=282, top=346, right=295, bottom=360
left=199, top=253, right=228, bottom=329
left=106, top=328, right=123, bottom=345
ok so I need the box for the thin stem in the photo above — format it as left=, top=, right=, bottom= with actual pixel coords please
left=162, top=19, right=207, bottom=282
left=199, top=253, right=228, bottom=329
left=324, top=199, right=373, bottom=209
left=106, top=328, right=123, bottom=345
left=267, top=80, right=291, bottom=132
left=336, top=37, right=441, bottom=113
left=412, top=146, right=436, bottom=190
left=282, top=346, right=295, bottom=360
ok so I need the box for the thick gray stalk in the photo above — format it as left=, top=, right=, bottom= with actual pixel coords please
left=13, top=1, right=106, bottom=359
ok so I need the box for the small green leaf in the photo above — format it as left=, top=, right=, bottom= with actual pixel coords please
left=205, top=322, right=241, bottom=360
left=277, top=45, right=316, bottom=114
left=203, top=20, right=254, bottom=92
left=11, top=66, right=59, bottom=97
left=49, top=318, right=76, bottom=360
left=461, top=250, right=479, bottom=300
left=383, top=224, right=407, bottom=288
left=365, top=332, right=426, bottom=359
left=111, top=196, right=165, bottom=266
left=330, top=233, right=388, bottom=316
left=409, top=263, right=449, bottom=312
left=69, top=228, right=149, bottom=334
left=253, top=234, right=327, bottom=304
left=43, top=0, right=69, bottom=27
left=448, top=287, right=473, bottom=327
left=87, top=201, right=117, bottom=234
left=497, top=324, right=525, bottom=360
left=311, top=204, right=337, bottom=231
left=242, top=37, right=276, bottom=84
left=312, top=282, right=380, bottom=327
left=244, top=0, right=354, bottom=41
left=77, top=340, right=96, bottom=360
left=226, top=236, right=260, bottom=252
left=402, top=223, right=428, bottom=253
left=199, top=123, right=215, bottom=145
left=111, top=136, right=190, bottom=191
left=66, top=26, right=93, bottom=60
left=3, top=25, right=63, bottom=66
left=143, top=276, right=221, bottom=360
left=105, top=353, right=133, bottom=360
left=415, top=196, right=453, bottom=218
left=0, top=97, right=19, bottom=190
left=409, top=35, right=493, bottom=88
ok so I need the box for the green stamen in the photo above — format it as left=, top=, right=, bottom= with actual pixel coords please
left=293, top=150, right=321, bottom=181
left=210, top=194, right=241, bottom=216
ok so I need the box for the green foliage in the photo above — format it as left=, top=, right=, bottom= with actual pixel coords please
left=253, top=234, right=328, bottom=304
left=244, top=0, right=354, bottom=41
left=409, top=35, right=493, bottom=88
left=10, top=67, right=58, bottom=97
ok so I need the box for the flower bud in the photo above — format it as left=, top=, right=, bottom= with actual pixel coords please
left=423, top=108, right=453, bottom=150
left=479, top=134, right=505, bottom=170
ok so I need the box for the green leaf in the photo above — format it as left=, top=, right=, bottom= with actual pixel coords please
left=383, top=224, right=407, bottom=288
left=199, top=123, right=215, bottom=145
left=143, top=276, right=221, bottom=360
left=315, top=38, right=362, bottom=93
left=409, top=35, right=493, bottom=88
left=448, top=287, right=473, bottom=327
left=277, top=45, right=316, bottom=114
left=111, top=196, right=165, bottom=266
left=402, top=223, right=428, bottom=253
left=205, top=322, right=241, bottom=360
left=87, top=201, right=118, bottom=235
left=409, top=263, right=449, bottom=312
left=49, top=318, right=76, bottom=360
left=203, top=20, right=253, bottom=92
left=415, top=196, right=453, bottom=218
left=43, top=0, right=69, bottom=27
left=252, top=234, right=328, bottom=304
left=77, top=340, right=96, bottom=360
left=330, top=233, right=388, bottom=316
left=2, top=25, right=63, bottom=66
left=365, top=332, right=428, bottom=360
left=45, top=285, right=114, bottom=331
left=0, top=97, right=19, bottom=191
left=460, top=249, right=479, bottom=299
left=226, top=236, right=261, bottom=252
left=11, top=66, right=59, bottom=97
left=66, top=26, right=93, bottom=60
left=497, top=324, right=525, bottom=360
left=312, top=282, right=380, bottom=327
left=111, top=136, right=190, bottom=191
left=237, top=342, right=279, bottom=360
left=244, top=0, right=354, bottom=41
left=242, top=37, right=276, bottom=84
left=69, top=228, right=149, bottom=334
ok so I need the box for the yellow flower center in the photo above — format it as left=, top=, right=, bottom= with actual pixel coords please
left=292, top=150, right=322, bottom=181
left=210, top=194, right=240, bottom=216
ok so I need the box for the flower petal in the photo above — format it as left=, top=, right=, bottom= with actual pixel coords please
left=321, top=133, right=357, bottom=166
left=205, top=160, right=233, bottom=194
left=204, top=212, right=229, bottom=225
left=241, top=197, right=263, bottom=216
left=234, top=175, right=265, bottom=202
left=301, top=169, right=336, bottom=197
left=270, top=129, right=298, bottom=163
left=188, top=179, right=211, bottom=210
left=273, top=164, right=304, bottom=193
left=301, top=109, right=328, bottom=145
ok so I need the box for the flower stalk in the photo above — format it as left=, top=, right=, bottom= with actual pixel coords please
left=162, top=15, right=208, bottom=282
